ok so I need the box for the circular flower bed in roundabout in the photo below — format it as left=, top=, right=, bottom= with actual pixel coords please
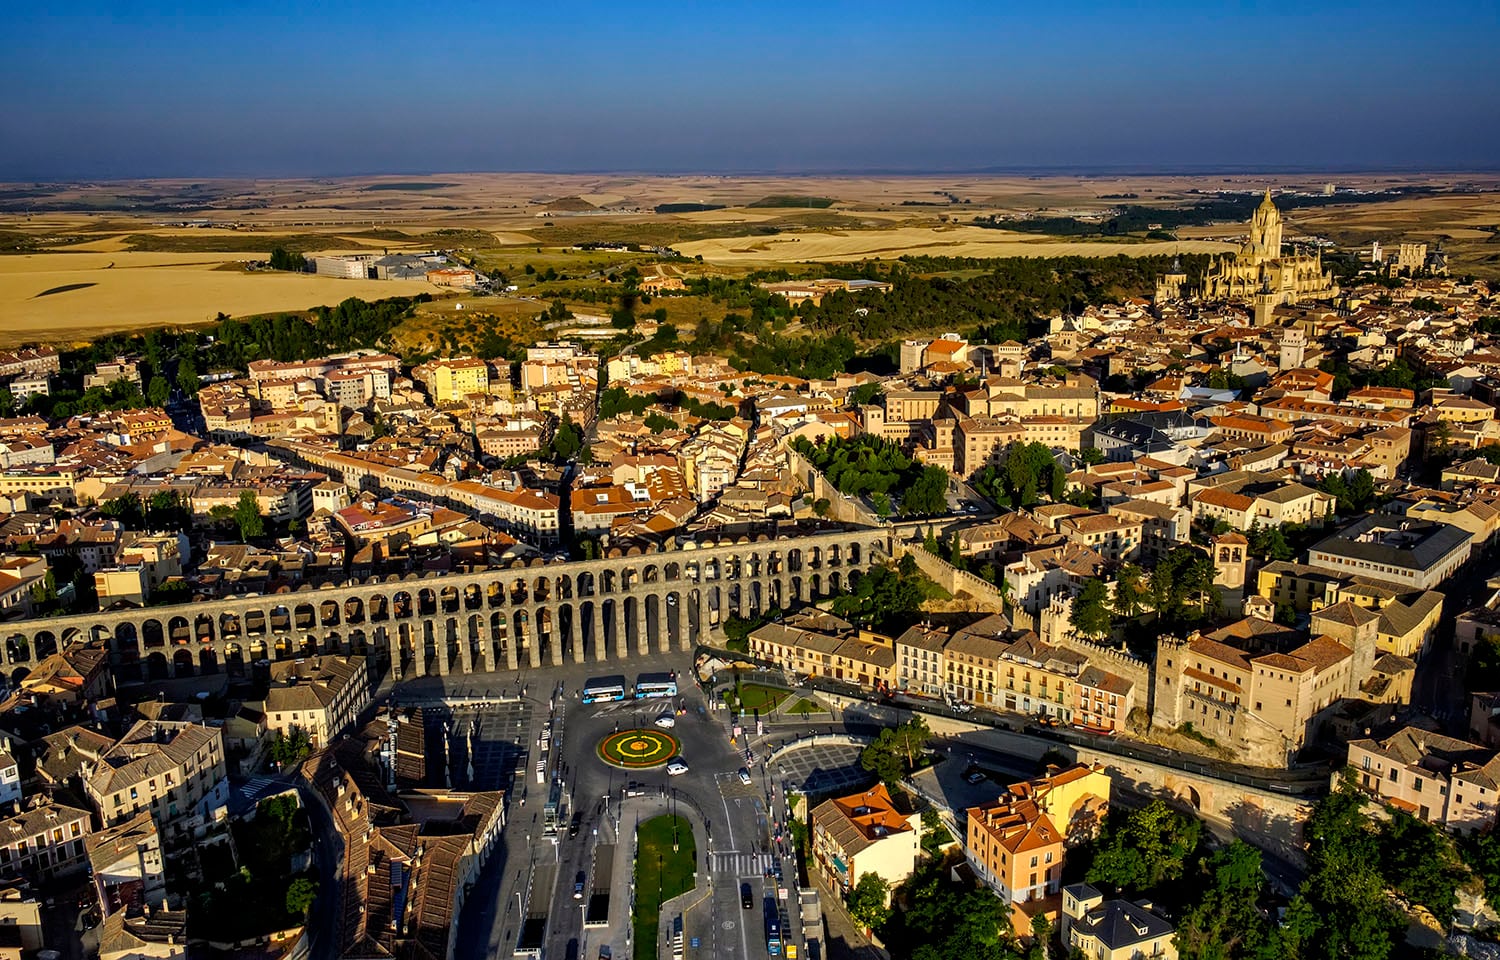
left=597, top=729, right=681, bottom=768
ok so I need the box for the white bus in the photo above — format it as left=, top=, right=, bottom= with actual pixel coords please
left=634, top=672, right=678, bottom=699
left=582, top=681, right=628, bottom=704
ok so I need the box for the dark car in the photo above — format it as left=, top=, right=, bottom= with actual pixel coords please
left=574, top=871, right=587, bottom=899
left=741, top=882, right=754, bottom=910
left=569, top=812, right=583, bottom=837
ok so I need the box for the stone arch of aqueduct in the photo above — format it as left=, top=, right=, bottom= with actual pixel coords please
left=2, top=528, right=891, bottom=684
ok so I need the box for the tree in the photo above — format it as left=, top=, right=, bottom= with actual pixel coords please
left=270, top=727, right=312, bottom=768
left=1319, top=469, right=1376, bottom=514
left=268, top=247, right=306, bottom=272
left=177, top=357, right=199, bottom=397
left=1070, top=578, right=1112, bottom=638
left=889, top=716, right=933, bottom=771
left=1247, top=523, right=1293, bottom=562
left=847, top=873, right=892, bottom=930
left=859, top=734, right=905, bottom=786
left=859, top=719, right=930, bottom=786
left=1112, top=564, right=1147, bottom=618
left=871, top=491, right=892, bottom=519
left=147, top=375, right=170, bottom=407
left=100, top=492, right=146, bottom=529
left=1174, top=842, right=1271, bottom=960
left=1378, top=810, right=1463, bottom=920
left=920, top=808, right=953, bottom=857
left=901, top=465, right=950, bottom=517
left=285, top=876, right=317, bottom=917
left=233, top=490, right=265, bottom=542
left=1087, top=801, right=1202, bottom=895
left=812, top=497, right=830, bottom=517
left=0, top=388, right=13, bottom=418
left=924, top=528, right=941, bottom=557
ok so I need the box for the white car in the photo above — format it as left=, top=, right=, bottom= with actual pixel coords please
left=737, top=768, right=752, bottom=786
left=666, top=758, right=689, bottom=776
left=655, top=713, right=676, bottom=729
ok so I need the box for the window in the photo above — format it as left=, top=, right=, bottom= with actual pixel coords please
left=1389, top=769, right=1399, bottom=784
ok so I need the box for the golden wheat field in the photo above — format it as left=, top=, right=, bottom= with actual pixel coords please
left=0, top=251, right=434, bottom=347
left=674, top=226, right=1237, bottom=264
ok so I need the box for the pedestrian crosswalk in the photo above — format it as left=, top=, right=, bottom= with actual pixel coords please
left=709, top=850, right=776, bottom=875
left=241, top=775, right=279, bottom=797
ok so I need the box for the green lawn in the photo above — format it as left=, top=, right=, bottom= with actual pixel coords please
left=787, top=698, right=827, bottom=715
left=722, top=683, right=790, bottom=713
left=633, top=814, right=698, bottom=960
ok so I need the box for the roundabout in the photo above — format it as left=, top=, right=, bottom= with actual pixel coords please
left=597, top=728, right=680, bottom=768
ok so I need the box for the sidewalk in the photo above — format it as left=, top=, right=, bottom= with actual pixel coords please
left=812, top=872, right=888, bottom=960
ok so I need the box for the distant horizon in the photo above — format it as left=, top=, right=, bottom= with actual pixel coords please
left=5, top=162, right=1500, bottom=186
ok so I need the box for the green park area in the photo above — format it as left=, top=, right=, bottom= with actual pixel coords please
left=721, top=682, right=790, bottom=713
left=633, top=814, right=698, bottom=960
left=787, top=697, right=827, bottom=715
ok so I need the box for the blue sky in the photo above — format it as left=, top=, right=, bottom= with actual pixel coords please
left=3, top=1, right=1497, bottom=178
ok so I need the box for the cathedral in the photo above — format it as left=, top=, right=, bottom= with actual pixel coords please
left=1198, top=189, right=1340, bottom=309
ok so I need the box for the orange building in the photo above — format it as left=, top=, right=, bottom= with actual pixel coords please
left=965, top=764, right=1111, bottom=926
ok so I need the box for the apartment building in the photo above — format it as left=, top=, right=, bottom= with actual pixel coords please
left=1073, top=666, right=1136, bottom=735
left=262, top=655, right=371, bottom=749
left=415, top=357, right=491, bottom=404
left=809, top=784, right=919, bottom=897
left=893, top=624, right=948, bottom=698
left=748, top=613, right=897, bottom=690
left=1347, top=726, right=1500, bottom=834
left=966, top=764, right=1111, bottom=912
left=87, top=811, right=167, bottom=918
left=0, top=801, right=92, bottom=882
left=86, top=721, right=230, bottom=841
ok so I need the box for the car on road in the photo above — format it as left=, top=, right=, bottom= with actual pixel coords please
left=568, top=812, right=582, bottom=837
left=598, top=948, right=611, bottom=960
left=741, top=883, right=754, bottom=910
left=966, top=769, right=986, bottom=784
left=737, top=768, right=752, bottom=785
left=574, top=872, right=586, bottom=899
left=654, top=713, right=676, bottom=728
left=666, top=758, right=689, bottom=776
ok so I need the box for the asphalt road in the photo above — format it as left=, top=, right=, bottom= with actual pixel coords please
left=439, top=651, right=805, bottom=960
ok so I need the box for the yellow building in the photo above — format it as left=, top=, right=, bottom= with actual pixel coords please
left=417, top=357, right=490, bottom=404
left=1061, top=884, right=1177, bottom=960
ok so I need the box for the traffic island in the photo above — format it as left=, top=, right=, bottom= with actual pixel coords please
left=598, top=729, right=681, bottom=769
left=632, top=813, right=697, bottom=960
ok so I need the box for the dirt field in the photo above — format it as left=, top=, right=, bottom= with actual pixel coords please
left=0, top=250, right=434, bottom=346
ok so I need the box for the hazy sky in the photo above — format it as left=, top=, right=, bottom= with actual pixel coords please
left=4, top=1, right=1498, bottom=179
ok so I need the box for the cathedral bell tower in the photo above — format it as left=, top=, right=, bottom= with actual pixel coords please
left=1246, top=189, right=1284, bottom=264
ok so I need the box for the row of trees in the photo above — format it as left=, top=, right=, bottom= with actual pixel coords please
left=792, top=434, right=949, bottom=517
